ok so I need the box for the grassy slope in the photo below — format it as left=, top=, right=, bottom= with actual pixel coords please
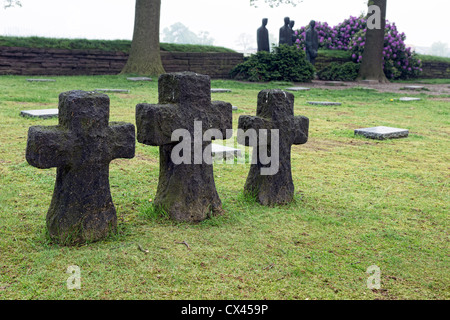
left=3, top=36, right=449, bottom=63
left=416, top=54, right=450, bottom=64
left=0, top=75, right=448, bottom=300
left=0, top=36, right=237, bottom=53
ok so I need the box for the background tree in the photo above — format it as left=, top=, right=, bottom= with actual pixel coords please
left=197, top=31, right=215, bottom=46
left=162, top=23, right=214, bottom=45
left=357, top=0, right=389, bottom=83
left=3, top=0, right=21, bottom=9
left=163, top=22, right=201, bottom=44
left=430, top=41, right=449, bottom=57
left=250, top=0, right=302, bottom=7
left=120, top=0, right=165, bottom=76
left=236, top=33, right=255, bottom=54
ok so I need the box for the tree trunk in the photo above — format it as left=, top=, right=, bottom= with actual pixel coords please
left=120, top=0, right=165, bottom=76
left=357, top=0, right=389, bottom=83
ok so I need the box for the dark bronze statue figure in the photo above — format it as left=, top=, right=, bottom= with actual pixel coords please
left=305, top=20, right=319, bottom=65
left=257, top=18, right=270, bottom=52
left=279, top=17, right=293, bottom=46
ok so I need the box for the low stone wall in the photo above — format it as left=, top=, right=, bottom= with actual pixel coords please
left=1, top=46, right=448, bottom=79
left=419, top=61, right=450, bottom=79
left=0, top=46, right=244, bottom=78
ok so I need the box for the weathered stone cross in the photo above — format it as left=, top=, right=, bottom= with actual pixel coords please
left=136, top=72, right=232, bottom=222
left=26, top=90, right=135, bottom=244
left=237, top=89, right=309, bottom=206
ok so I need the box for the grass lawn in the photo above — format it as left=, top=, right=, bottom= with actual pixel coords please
left=0, top=75, right=448, bottom=300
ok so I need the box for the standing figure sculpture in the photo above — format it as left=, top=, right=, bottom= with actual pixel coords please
left=305, top=20, right=319, bottom=65
left=257, top=18, right=270, bottom=52
left=279, top=17, right=293, bottom=46
left=289, top=20, right=297, bottom=45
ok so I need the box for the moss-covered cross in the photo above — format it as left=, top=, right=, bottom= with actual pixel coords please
left=237, top=89, right=309, bottom=206
left=26, top=90, right=135, bottom=245
left=136, top=72, right=232, bottom=222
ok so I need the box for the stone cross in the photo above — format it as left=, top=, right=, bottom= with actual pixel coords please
left=136, top=72, right=232, bottom=222
left=26, top=90, right=135, bottom=245
left=237, top=89, right=309, bottom=206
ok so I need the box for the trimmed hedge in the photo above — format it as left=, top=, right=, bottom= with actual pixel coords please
left=230, top=45, right=314, bottom=82
left=317, top=62, right=360, bottom=81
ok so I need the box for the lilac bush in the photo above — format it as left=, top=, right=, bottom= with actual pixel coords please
left=294, top=15, right=422, bottom=79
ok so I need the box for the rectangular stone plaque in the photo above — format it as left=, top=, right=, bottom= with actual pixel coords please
left=401, top=85, right=426, bottom=91
left=20, top=109, right=58, bottom=119
left=355, top=126, right=409, bottom=140
left=286, top=87, right=310, bottom=91
left=399, top=97, right=421, bottom=102
left=95, top=89, right=130, bottom=93
left=127, top=77, right=152, bottom=81
left=360, top=80, right=379, bottom=85
left=308, top=101, right=342, bottom=106
left=211, top=143, right=242, bottom=160
left=26, top=79, right=56, bottom=82
left=211, top=88, right=232, bottom=93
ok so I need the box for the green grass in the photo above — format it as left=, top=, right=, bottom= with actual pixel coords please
left=318, top=49, right=353, bottom=60
left=0, top=36, right=237, bottom=53
left=417, top=54, right=450, bottom=64
left=0, top=75, right=448, bottom=300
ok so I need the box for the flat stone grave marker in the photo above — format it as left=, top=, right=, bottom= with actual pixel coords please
left=308, top=101, right=342, bottom=106
left=354, top=126, right=409, bottom=140
left=26, top=79, right=56, bottom=82
left=355, top=86, right=375, bottom=90
left=211, top=143, right=242, bottom=160
left=325, top=81, right=346, bottom=86
left=401, top=85, right=426, bottom=91
left=127, top=77, right=152, bottom=81
left=360, top=80, right=379, bottom=85
left=211, top=88, right=232, bottom=93
left=399, top=97, right=421, bottom=102
left=285, top=87, right=310, bottom=91
left=25, top=90, right=135, bottom=245
left=232, top=106, right=238, bottom=111
left=95, top=89, right=130, bottom=93
left=20, top=109, right=58, bottom=119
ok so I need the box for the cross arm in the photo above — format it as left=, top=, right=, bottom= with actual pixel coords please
left=135, top=103, right=182, bottom=146
left=237, top=115, right=273, bottom=147
left=26, top=126, right=71, bottom=169
left=107, top=122, right=136, bottom=161
left=293, top=116, right=309, bottom=145
left=207, top=101, right=233, bottom=140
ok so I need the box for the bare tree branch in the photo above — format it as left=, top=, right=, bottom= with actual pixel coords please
left=4, top=0, right=22, bottom=9
left=250, top=0, right=302, bottom=8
